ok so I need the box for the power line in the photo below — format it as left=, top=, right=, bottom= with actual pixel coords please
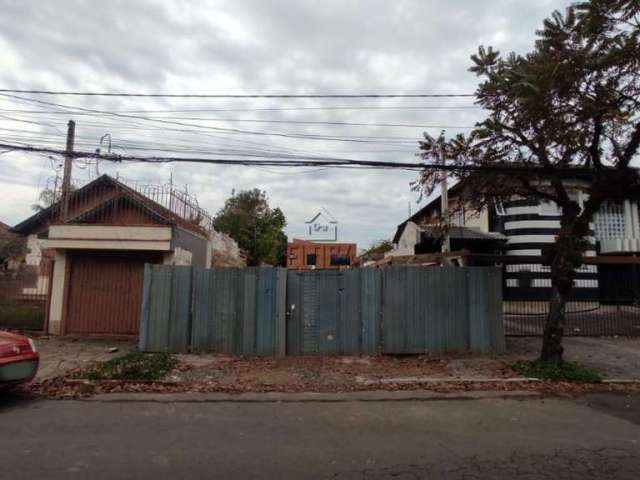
left=0, top=105, right=482, bottom=114
left=0, top=93, right=431, bottom=144
left=0, top=140, right=597, bottom=175
left=0, top=141, right=424, bottom=170
left=0, top=88, right=476, bottom=99
left=0, top=110, right=476, bottom=129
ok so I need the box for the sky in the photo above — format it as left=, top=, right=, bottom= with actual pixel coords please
left=0, top=0, right=574, bottom=249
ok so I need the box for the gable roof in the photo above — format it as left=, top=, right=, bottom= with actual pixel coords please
left=392, top=181, right=465, bottom=244
left=11, top=174, right=209, bottom=237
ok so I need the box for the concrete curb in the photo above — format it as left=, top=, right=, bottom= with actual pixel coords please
left=88, top=390, right=543, bottom=403
left=356, top=377, right=542, bottom=385
left=359, top=377, right=640, bottom=385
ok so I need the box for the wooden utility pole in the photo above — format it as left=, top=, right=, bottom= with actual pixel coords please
left=440, top=147, right=450, bottom=253
left=61, top=120, right=75, bottom=221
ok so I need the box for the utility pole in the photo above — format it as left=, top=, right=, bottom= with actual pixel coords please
left=61, top=120, right=76, bottom=221
left=440, top=146, right=450, bottom=253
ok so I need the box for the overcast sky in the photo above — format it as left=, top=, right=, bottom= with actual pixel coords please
left=0, top=0, right=574, bottom=248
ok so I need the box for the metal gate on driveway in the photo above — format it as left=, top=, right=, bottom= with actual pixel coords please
left=286, top=269, right=381, bottom=355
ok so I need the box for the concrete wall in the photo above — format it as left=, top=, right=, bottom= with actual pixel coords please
left=48, top=251, right=67, bottom=335
left=172, top=227, right=208, bottom=268
left=163, top=247, right=193, bottom=266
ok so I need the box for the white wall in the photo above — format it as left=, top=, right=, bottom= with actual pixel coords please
left=48, top=251, right=67, bottom=335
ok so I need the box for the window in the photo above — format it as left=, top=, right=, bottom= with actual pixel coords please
left=519, top=269, right=533, bottom=288
left=306, top=254, right=317, bottom=266
left=594, top=201, right=625, bottom=240
left=330, top=255, right=351, bottom=266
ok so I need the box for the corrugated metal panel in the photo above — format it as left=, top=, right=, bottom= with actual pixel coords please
left=468, top=267, right=505, bottom=353
left=139, top=264, right=191, bottom=352
left=381, top=266, right=504, bottom=354
left=360, top=268, right=382, bottom=354
left=286, top=269, right=382, bottom=355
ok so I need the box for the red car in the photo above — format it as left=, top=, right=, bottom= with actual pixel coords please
left=0, top=331, right=39, bottom=389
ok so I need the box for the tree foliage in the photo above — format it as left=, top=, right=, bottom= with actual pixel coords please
left=213, top=189, right=287, bottom=266
left=360, top=239, right=394, bottom=261
left=31, top=188, right=62, bottom=212
left=415, top=0, right=640, bottom=364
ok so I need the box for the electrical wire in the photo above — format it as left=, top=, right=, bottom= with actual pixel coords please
left=0, top=88, right=476, bottom=98
left=0, top=140, right=597, bottom=175
left=0, top=105, right=482, bottom=114
left=0, top=94, right=426, bottom=145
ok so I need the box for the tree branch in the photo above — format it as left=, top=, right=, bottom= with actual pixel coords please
left=621, top=121, right=640, bottom=167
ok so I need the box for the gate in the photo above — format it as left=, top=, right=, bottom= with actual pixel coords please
left=286, top=269, right=381, bottom=355
left=65, top=251, right=160, bottom=335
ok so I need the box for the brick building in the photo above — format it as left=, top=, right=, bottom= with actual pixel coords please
left=287, top=239, right=357, bottom=270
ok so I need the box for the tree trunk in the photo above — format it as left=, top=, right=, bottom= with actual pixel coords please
left=540, top=216, right=587, bottom=365
left=540, top=283, right=567, bottom=364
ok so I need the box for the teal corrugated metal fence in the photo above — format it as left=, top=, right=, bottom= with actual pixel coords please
left=139, top=266, right=504, bottom=355
left=380, top=267, right=504, bottom=354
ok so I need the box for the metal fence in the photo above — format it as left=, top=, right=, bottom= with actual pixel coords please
left=139, top=265, right=287, bottom=355
left=504, top=299, right=640, bottom=336
left=139, top=265, right=505, bottom=355
left=0, top=264, right=50, bottom=331
left=500, top=260, right=640, bottom=337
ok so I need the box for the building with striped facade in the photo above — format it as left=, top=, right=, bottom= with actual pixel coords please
left=389, top=181, right=640, bottom=300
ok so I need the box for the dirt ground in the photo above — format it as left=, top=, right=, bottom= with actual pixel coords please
left=507, top=336, right=640, bottom=379
left=29, top=335, right=640, bottom=389
left=33, top=336, right=136, bottom=380
left=168, top=353, right=518, bottom=391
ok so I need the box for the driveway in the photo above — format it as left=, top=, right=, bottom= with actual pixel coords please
left=1, top=394, right=639, bottom=479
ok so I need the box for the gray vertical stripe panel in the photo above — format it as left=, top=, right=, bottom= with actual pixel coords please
left=140, top=266, right=505, bottom=355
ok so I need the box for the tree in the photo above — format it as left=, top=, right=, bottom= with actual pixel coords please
left=0, top=229, right=24, bottom=267
left=31, top=187, right=68, bottom=212
left=360, top=239, right=394, bottom=261
left=415, top=0, right=640, bottom=364
left=213, top=189, right=287, bottom=266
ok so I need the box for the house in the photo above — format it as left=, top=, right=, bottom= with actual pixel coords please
left=388, top=177, right=640, bottom=300
left=389, top=182, right=507, bottom=257
left=10, top=174, right=226, bottom=336
left=287, top=239, right=357, bottom=270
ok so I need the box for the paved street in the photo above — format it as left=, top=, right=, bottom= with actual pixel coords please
left=2, top=393, right=640, bottom=479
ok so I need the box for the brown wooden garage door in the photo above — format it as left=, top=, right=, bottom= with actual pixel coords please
left=64, top=251, right=161, bottom=335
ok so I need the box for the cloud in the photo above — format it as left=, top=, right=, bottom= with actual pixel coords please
left=0, top=0, right=574, bottom=248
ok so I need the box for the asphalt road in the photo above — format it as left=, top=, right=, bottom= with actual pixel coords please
left=2, top=393, right=640, bottom=479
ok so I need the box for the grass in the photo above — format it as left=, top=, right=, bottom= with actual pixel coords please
left=512, top=359, right=602, bottom=383
left=0, top=304, right=44, bottom=331
left=74, top=352, right=177, bottom=381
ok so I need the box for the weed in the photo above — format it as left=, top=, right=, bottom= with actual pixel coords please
left=74, top=352, right=176, bottom=381
left=512, top=360, right=602, bottom=383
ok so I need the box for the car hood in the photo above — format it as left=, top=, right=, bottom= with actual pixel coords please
left=0, top=330, right=29, bottom=346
